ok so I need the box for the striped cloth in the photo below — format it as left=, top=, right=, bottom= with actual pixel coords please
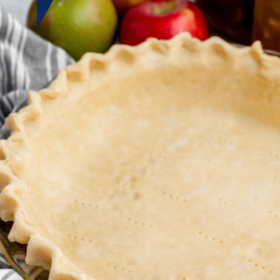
left=0, top=3, right=75, bottom=280
left=0, top=3, right=75, bottom=127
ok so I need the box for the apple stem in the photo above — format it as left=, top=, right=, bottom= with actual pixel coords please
left=152, top=1, right=182, bottom=16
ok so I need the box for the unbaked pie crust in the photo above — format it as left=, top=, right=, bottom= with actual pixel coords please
left=1, top=33, right=280, bottom=280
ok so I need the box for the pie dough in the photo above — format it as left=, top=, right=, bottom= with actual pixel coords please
left=1, top=33, right=280, bottom=280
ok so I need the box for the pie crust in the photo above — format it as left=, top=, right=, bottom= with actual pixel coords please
left=1, top=33, right=280, bottom=280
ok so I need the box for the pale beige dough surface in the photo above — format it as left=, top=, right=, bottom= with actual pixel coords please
left=2, top=35, right=280, bottom=280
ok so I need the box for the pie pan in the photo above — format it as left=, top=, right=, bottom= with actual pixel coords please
left=1, top=33, right=280, bottom=280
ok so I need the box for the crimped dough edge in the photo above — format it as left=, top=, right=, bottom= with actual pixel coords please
left=0, top=33, right=279, bottom=280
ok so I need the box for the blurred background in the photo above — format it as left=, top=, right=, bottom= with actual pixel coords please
left=1, top=0, right=280, bottom=61
left=2, top=0, right=33, bottom=25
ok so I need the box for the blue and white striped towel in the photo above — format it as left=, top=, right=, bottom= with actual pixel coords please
left=0, top=3, right=74, bottom=127
left=0, top=3, right=75, bottom=280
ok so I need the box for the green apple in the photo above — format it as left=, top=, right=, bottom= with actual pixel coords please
left=27, top=0, right=118, bottom=61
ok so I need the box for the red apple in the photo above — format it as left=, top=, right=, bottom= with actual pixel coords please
left=112, top=0, right=147, bottom=17
left=120, top=0, right=209, bottom=46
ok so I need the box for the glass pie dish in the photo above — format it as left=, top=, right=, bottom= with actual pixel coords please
left=1, top=33, right=280, bottom=280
